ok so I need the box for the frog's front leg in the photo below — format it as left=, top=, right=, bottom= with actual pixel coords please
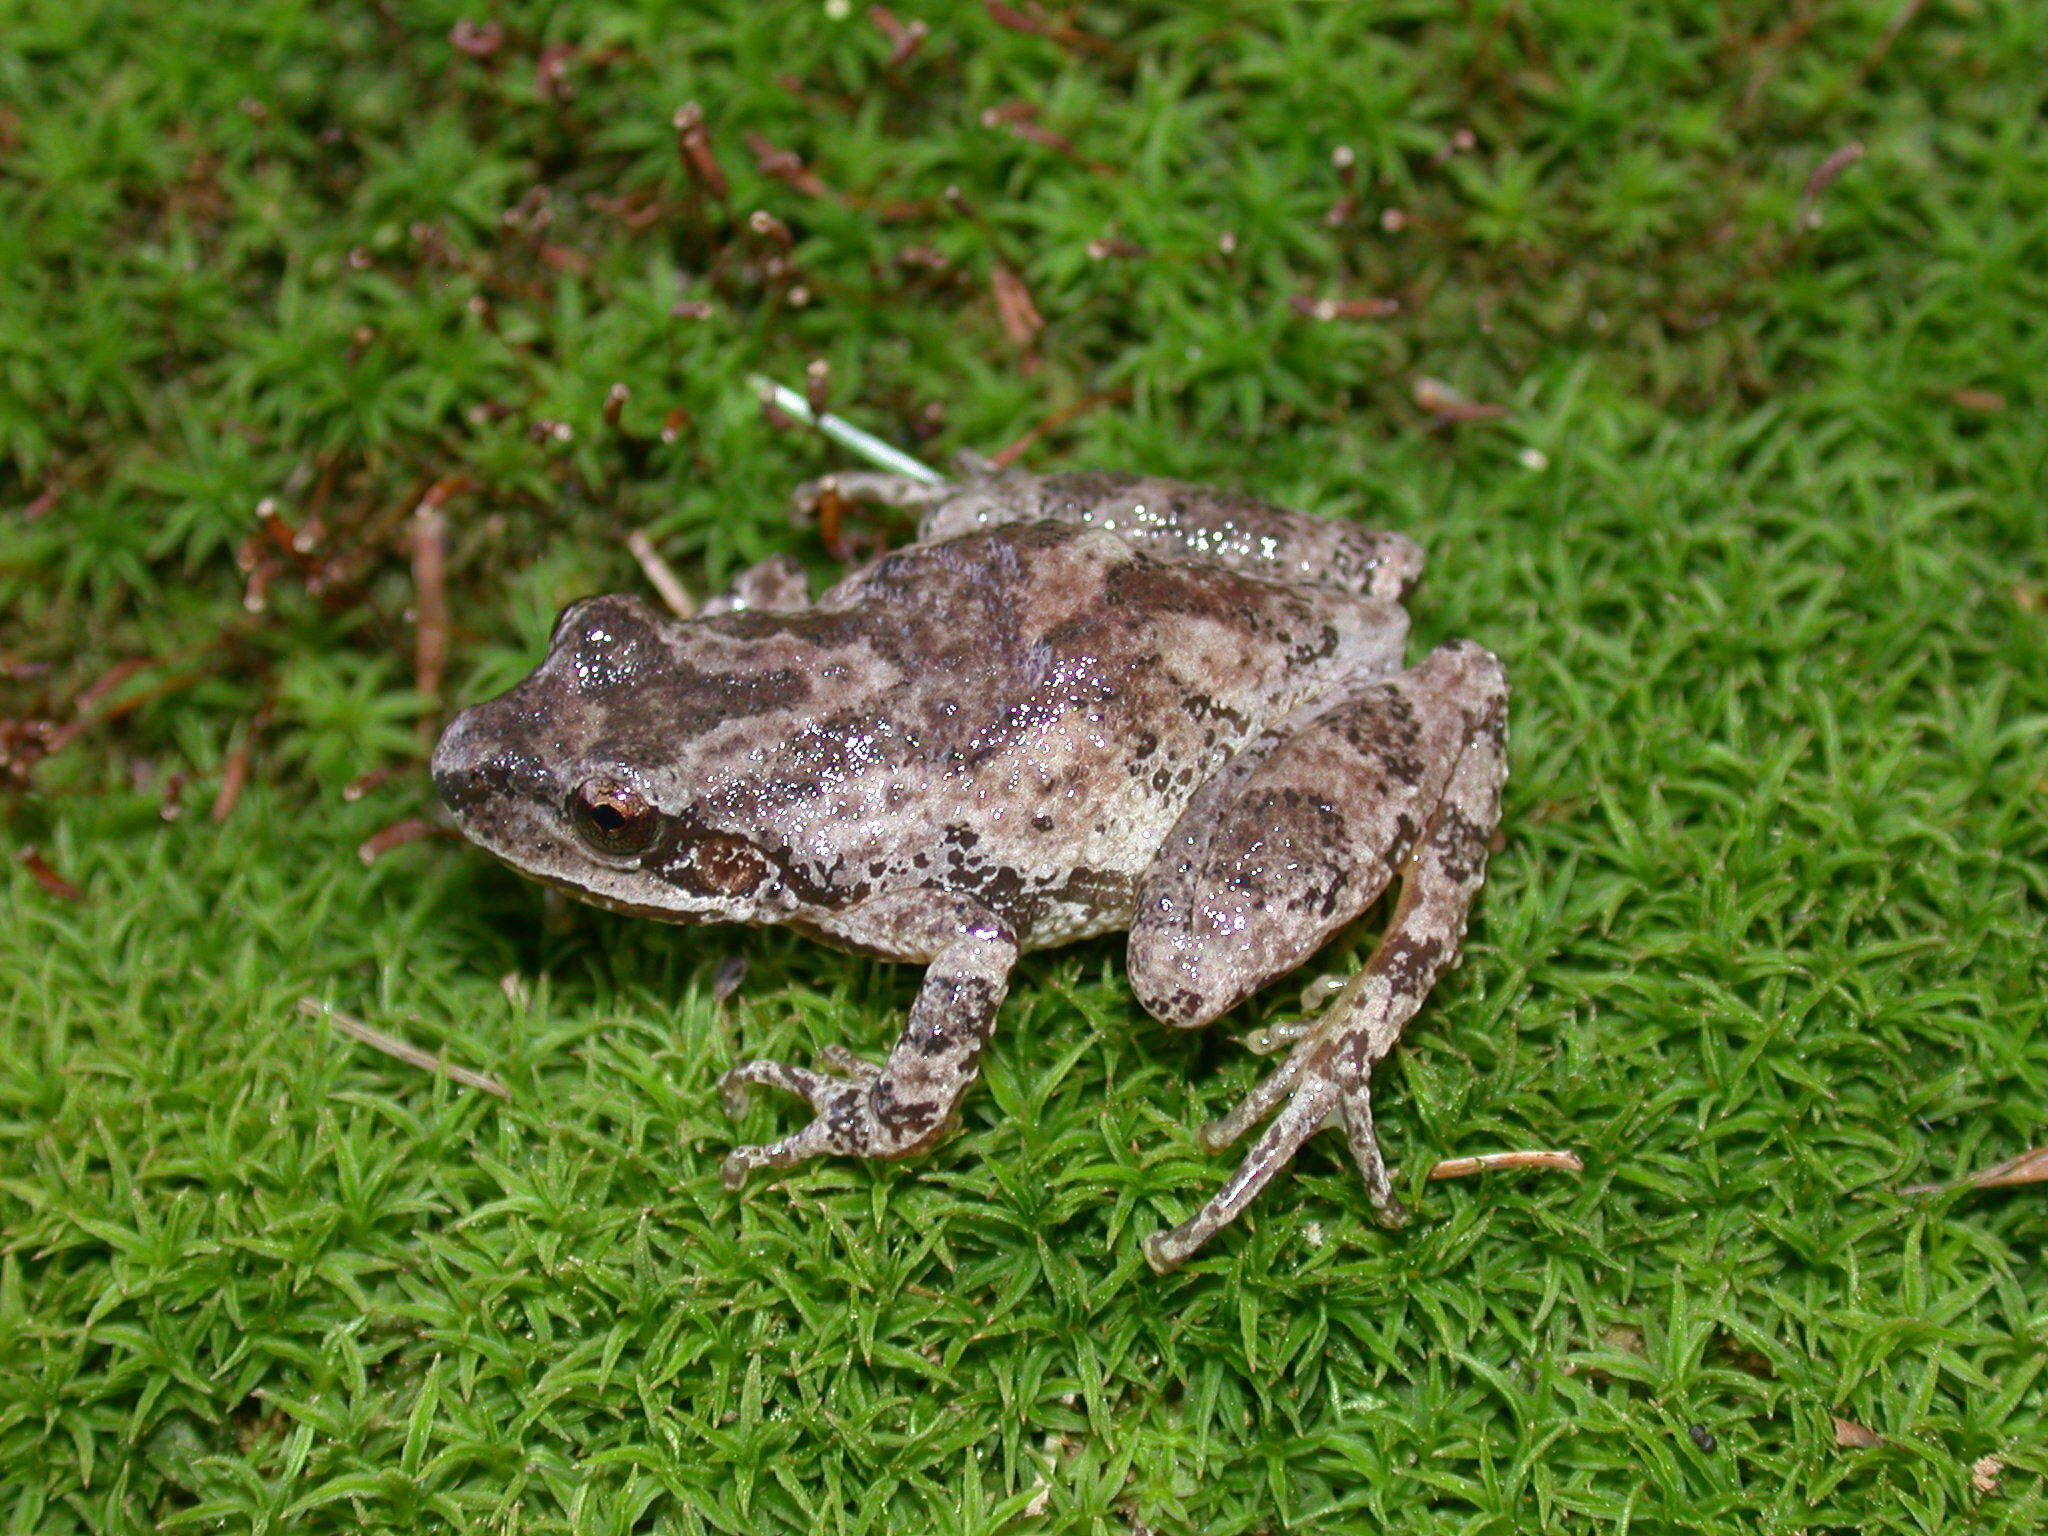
left=1127, top=641, right=1509, bottom=1271
left=719, top=896, right=1017, bottom=1183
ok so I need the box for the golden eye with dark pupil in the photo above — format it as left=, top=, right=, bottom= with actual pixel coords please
left=569, top=778, right=660, bottom=857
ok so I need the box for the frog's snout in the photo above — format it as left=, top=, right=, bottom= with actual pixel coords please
left=430, top=689, right=566, bottom=837
left=429, top=705, right=497, bottom=818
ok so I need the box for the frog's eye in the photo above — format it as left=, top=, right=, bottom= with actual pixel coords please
left=567, top=777, right=662, bottom=859
left=674, top=834, right=768, bottom=898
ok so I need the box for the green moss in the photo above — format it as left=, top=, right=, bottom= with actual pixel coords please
left=3, top=2, right=2045, bottom=1530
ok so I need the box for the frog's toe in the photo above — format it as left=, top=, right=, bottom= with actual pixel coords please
left=816, top=1043, right=877, bottom=1075
left=719, top=1053, right=949, bottom=1180
left=1196, top=1034, right=1314, bottom=1152
left=1242, top=1016, right=1317, bottom=1057
left=1155, top=1029, right=1419, bottom=1267
left=1337, top=1079, right=1409, bottom=1229
left=1147, top=1069, right=1345, bottom=1272
left=720, top=1058, right=834, bottom=1116
left=720, top=1120, right=838, bottom=1187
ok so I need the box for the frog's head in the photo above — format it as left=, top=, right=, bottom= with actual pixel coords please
left=430, top=593, right=806, bottom=926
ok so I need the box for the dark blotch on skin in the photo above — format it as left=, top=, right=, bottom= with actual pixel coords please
left=1432, top=804, right=1493, bottom=883
left=679, top=834, right=768, bottom=897
left=1376, top=931, right=1444, bottom=998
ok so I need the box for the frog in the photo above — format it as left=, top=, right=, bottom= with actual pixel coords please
left=430, top=468, right=1509, bottom=1271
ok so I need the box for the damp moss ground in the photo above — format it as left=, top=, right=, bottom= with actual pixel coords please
left=3, top=3, right=2047, bottom=1532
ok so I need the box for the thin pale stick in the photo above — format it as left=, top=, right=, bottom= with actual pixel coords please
left=626, top=529, right=696, bottom=617
left=302, top=998, right=510, bottom=1099
left=1902, top=1143, right=2048, bottom=1195
left=746, top=374, right=943, bottom=484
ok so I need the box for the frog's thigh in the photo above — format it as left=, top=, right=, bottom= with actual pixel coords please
left=1128, top=641, right=1505, bottom=1028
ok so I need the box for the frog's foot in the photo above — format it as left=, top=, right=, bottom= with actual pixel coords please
left=699, top=554, right=811, bottom=616
left=1241, top=1015, right=1316, bottom=1056
left=1147, top=1016, right=1407, bottom=1272
left=718, top=1053, right=950, bottom=1185
left=814, top=1042, right=871, bottom=1074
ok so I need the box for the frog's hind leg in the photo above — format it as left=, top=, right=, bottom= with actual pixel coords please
left=792, top=471, right=953, bottom=516
left=1131, top=641, right=1509, bottom=1271
left=913, top=473, right=1426, bottom=601
left=699, top=554, right=813, bottom=616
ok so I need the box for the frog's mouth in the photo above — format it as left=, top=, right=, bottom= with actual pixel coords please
left=504, top=851, right=714, bottom=924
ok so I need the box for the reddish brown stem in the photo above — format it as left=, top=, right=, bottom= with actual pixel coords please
left=357, top=817, right=446, bottom=863
left=21, top=846, right=84, bottom=901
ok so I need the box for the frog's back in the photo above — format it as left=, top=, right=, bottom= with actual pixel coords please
left=823, top=519, right=1404, bottom=696
left=767, top=521, right=1407, bottom=945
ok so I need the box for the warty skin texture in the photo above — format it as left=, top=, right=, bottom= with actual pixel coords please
left=432, top=470, right=1509, bottom=1270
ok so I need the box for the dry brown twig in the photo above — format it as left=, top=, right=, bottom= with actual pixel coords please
left=983, top=0, right=1118, bottom=60
left=210, top=704, right=270, bottom=822
left=745, top=132, right=829, bottom=198
left=980, top=100, right=1116, bottom=176
left=1425, top=1149, right=1584, bottom=1182
left=1903, top=1144, right=2048, bottom=1195
left=20, top=846, right=84, bottom=901
left=1833, top=1416, right=1884, bottom=1450
left=1798, top=142, right=1866, bottom=229
left=868, top=5, right=928, bottom=68
left=342, top=765, right=399, bottom=802
left=1294, top=293, right=1401, bottom=321
left=990, top=263, right=1044, bottom=349
left=411, top=494, right=450, bottom=735
left=673, top=103, right=729, bottom=201
left=1414, top=376, right=1507, bottom=422
left=449, top=19, right=503, bottom=59
left=989, top=386, right=1128, bottom=471
left=356, top=817, right=446, bottom=864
